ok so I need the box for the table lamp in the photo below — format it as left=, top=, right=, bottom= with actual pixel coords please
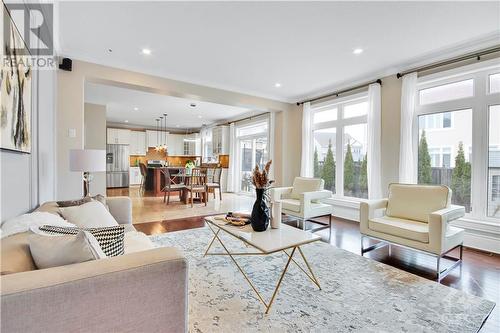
left=69, top=149, right=106, bottom=196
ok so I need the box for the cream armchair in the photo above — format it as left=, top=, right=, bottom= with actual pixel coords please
left=360, top=183, right=465, bottom=282
left=271, top=177, right=334, bottom=238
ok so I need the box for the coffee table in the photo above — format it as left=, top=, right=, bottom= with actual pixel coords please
left=204, top=215, right=322, bottom=314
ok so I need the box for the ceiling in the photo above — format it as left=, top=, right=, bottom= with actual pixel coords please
left=59, top=2, right=500, bottom=102
left=84, top=82, right=253, bottom=129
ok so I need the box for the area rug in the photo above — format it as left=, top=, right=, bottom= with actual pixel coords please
left=150, top=227, right=495, bottom=333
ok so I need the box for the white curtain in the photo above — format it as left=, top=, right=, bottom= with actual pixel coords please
left=367, top=83, right=383, bottom=199
left=269, top=112, right=276, bottom=180
left=399, top=72, right=418, bottom=184
left=227, top=123, right=238, bottom=192
left=300, top=102, right=312, bottom=177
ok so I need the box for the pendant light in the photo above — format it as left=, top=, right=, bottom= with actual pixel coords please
left=163, top=113, right=168, bottom=152
left=155, top=118, right=160, bottom=151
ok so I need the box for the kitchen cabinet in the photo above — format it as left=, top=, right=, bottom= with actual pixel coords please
left=146, top=130, right=168, bottom=148
left=107, top=128, right=131, bottom=144
left=212, top=126, right=229, bottom=154
left=129, top=131, right=146, bottom=156
left=167, top=134, right=183, bottom=155
left=129, top=167, right=142, bottom=185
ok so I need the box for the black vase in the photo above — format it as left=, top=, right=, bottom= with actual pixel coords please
left=250, top=188, right=270, bottom=232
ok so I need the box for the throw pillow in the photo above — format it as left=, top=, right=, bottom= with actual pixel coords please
left=28, top=229, right=106, bottom=269
left=57, top=196, right=92, bottom=207
left=59, top=201, right=118, bottom=228
left=0, top=212, right=76, bottom=239
left=39, top=225, right=125, bottom=257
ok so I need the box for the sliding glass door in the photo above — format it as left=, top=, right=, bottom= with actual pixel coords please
left=236, top=119, right=269, bottom=194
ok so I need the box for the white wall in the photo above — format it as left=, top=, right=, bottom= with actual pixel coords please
left=1, top=3, right=56, bottom=220
left=57, top=60, right=298, bottom=200
left=84, top=103, right=107, bottom=196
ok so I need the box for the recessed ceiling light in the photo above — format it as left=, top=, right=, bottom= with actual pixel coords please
left=197, top=115, right=202, bottom=119
left=176, top=124, right=180, bottom=128
left=133, top=107, right=139, bottom=111
left=108, top=48, right=113, bottom=53
left=141, top=48, right=151, bottom=55
left=124, top=120, right=129, bottom=123
left=274, top=83, right=281, bottom=88
left=353, top=48, right=363, bottom=55
left=190, top=103, right=197, bottom=108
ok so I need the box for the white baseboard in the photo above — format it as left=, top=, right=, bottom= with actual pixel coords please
left=461, top=231, right=500, bottom=254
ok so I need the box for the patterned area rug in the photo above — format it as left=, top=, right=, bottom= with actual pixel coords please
left=151, top=227, right=494, bottom=333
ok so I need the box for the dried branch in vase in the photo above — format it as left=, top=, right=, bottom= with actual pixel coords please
left=251, top=160, right=274, bottom=189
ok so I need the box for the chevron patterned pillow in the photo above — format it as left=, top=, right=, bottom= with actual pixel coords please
left=39, top=225, right=125, bottom=257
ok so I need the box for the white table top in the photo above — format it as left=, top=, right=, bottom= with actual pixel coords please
left=204, top=215, right=321, bottom=254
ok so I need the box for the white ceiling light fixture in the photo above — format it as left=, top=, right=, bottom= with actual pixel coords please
left=197, top=115, right=202, bottom=119
left=124, top=120, right=129, bottom=123
left=141, top=48, right=151, bottom=55
left=353, top=48, right=364, bottom=55
left=274, top=82, right=281, bottom=88
left=176, top=124, right=180, bottom=128
left=133, top=107, right=139, bottom=111
left=190, top=103, right=197, bottom=108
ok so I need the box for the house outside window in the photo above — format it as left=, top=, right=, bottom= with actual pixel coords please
left=310, top=93, right=368, bottom=199
left=415, top=60, right=500, bottom=220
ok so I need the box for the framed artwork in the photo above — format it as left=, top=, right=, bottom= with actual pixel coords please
left=0, top=6, right=32, bottom=154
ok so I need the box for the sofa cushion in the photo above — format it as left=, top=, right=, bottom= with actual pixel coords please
left=34, top=201, right=62, bottom=216
left=59, top=201, right=118, bottom=228
left=291, top=177, right=324, bottom=201
left=124, top=231, right=155, bottom=254
left=369, top=216, right=429, bottom=243
left=281, top=199, right=301, bottom=213
left=0, top=232, right=36, bottom=274
left=385, top=184, right=450, bottom=223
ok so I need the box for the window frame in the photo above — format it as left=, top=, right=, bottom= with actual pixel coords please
left=310, top=92, right=368, bottom=200
left=414, top=58, right=500, bottom=222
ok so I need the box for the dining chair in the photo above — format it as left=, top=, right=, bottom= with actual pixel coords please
left=139, top=163, right=148, bottom=195
left=206, top=167, right=222, bottom=201
left=160, top=168, right=186, bottom=204
left=184, top=168, right=208, bottom=207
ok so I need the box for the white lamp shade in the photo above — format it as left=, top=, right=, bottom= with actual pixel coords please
left=69, top=149, right=106, bottom=172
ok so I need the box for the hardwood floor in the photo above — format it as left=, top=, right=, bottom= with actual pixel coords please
left=134, top=215, right=500, bottom=332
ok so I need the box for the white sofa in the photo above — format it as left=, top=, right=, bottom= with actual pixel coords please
left=272, top=177, right=333, bottom=238
left=1, top=197, right=188, bottom=333
left=360, top=183, right=465, bottom=281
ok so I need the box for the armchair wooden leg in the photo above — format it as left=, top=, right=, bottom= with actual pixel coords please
left=167, top=192, right=170, bottom=205
left=191, top=191, right=193, bottom=208
left=163, top=191, right=166, bottom=203
left=213, top=189, right=216, bottom=199
left=219, top=187, right=222, bottom=201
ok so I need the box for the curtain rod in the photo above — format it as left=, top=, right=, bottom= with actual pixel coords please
left=218, top=112, right=270, bottom=126
left=296, top=79, right=382, bottom=106
left=397, top=45, right=500, bottom=79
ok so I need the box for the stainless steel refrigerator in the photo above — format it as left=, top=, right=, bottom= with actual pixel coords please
left=106, top=144, right=130, bottom=188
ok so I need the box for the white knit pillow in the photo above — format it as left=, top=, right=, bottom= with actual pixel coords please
left=28, top=228, right=106, bottom=269
left=59, top=201, right=118, bottom=228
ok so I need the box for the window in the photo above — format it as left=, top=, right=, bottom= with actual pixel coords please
left=416, top=59, right=500, bottom=221
left=311, top=95, right=368, bottom=199
left=235, top=118, right=269, bottom=193
left=419, top=79, right=473, bottom=105
left=418, top=112, right=452, bottom=129
left=313, top=108, right=337, bottom=124
left=488, top=105, right=500, bottom=218
left=489, top=73, right=500, bottom=94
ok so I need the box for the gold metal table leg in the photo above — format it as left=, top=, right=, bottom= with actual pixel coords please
left=204, top=224, right=320, bottom=314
